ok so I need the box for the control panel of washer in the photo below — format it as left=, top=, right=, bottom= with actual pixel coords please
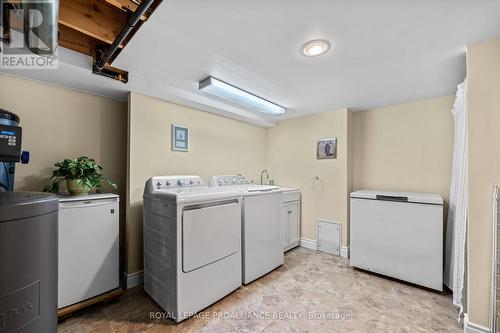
left=152, top=176, right=205, bottom=190
left=211, top=175, right=251, bottom=186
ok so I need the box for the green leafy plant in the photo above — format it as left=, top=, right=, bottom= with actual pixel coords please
left=43, top=156, right=117, bottom=194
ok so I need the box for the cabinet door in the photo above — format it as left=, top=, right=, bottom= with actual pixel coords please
left=286, top=202, right=300, bottom=247
left=281, top=205, right=288, bottom=249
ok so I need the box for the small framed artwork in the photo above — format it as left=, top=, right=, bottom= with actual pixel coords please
left=171, top=124, right=189, bottom=152
left=317, top=138, right=337, bottom=159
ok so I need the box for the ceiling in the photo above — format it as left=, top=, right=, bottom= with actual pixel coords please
left=3, top=0, right=500, bottom=127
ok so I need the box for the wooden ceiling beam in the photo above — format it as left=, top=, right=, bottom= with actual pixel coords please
left=59, top=25, right=106, bottom=58
left=102, top=0, right=148, bottom=20
left=59, top=0, right=127, bottom=45
left=104, top=0, right=139, bottom=12
left=56, top=0, right=163, bottom=82
left=59, top=25, right=124, bottom=58
left=59, top=25, right=97, bottom=57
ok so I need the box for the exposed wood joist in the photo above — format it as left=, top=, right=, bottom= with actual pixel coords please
left=59, top=0, right=127, bottom=45
left=105, top=0, right=140, bottom=11
left=1, top=0, right=163, bottom=82
left=59, top=24, right=123, bottom=58
left=59, top=25, right=129, bottom=82
left=55, top=0, right=163, bottom=82
left=94, top=0, right=157, bottom=71
left=103, top=0, right=148, bottom=20
left=59, top=24, right=99, bottom=57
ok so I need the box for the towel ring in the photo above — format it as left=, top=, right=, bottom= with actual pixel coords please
left=312, top=176, right=322, bottom=190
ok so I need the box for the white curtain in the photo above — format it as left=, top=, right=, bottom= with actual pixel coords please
left=444, top=80, right=468, bottom=317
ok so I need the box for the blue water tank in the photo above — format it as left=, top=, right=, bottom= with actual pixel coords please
left=0, top=109, right=20, bottom=192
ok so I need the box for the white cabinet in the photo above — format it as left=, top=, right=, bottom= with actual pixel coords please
left=281, top=188, right=301, bottom=252
left=58, top=193, right=120, bottom=309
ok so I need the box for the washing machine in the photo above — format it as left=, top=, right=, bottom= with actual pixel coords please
left=210, top=175, right=284, bottom=284
left=143, top=175, right=242, bottom=322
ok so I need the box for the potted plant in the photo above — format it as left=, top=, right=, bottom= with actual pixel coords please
left=43, top=156, right=117, bottom=195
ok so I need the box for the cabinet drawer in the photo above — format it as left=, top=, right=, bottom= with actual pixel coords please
left=283, top=191, right=300, bottom=203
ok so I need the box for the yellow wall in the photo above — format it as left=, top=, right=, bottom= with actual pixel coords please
left=267, top=109, right=352, bottom=246
left=467, top=36, right=500, bottom=327
left=266, top=98, right=453, bottom=249
left=352, top=96, right=454, bottom=204
left=0, top=75, right=127, bottom=195
left=0, top=74, right=127, bottom=267
left=1, top=75, right=456, bottom=290
left=3, top=72, right=488, bottom=327
left=127, top=92, right=267, bottom=273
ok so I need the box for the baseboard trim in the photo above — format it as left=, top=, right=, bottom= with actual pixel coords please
left=300, top=238, right=350, bottom=259
left=340, top=246, right=350, bottom=259
left=299, top=238, right=318, bottom=250
left=464, top=313, right=490, bottom=333
left=125, top=270, right=144, bottom=289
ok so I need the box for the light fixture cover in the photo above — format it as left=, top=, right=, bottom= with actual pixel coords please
left=199, top=77, right=286, bottom=115
left=301, top=39, right=331, bottom=57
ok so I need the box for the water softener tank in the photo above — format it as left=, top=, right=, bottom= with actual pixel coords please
left=0, top=192, right=58, bottom=332
left=0, top=109, right=20, bottom=191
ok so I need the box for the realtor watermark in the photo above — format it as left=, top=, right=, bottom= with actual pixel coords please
left=1, top=0, right=58, bottom=69
left=149, top=310, right=353, bottom=321
left=1, top=54, right=57, bottom=68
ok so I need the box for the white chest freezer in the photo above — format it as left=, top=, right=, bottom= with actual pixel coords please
left=350, top=190, right=443, bottom=291
left=58, top=193, right=120, bottom=309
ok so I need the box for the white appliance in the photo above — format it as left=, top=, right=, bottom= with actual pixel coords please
left=58, top=193, right=120, bottom=309
left=281, top=188, right=301, bottom=252
left=211, top=175, right=284, bottom=284
left=350, top=190, right=443, bottom=291
left=143, top=175, right=242, bottom=322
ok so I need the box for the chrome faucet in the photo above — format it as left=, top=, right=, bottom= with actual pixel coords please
left=260, top=170, right=269, bottom=185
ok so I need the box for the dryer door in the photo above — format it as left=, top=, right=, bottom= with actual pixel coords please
left=182, top=201, right=240, bottom=272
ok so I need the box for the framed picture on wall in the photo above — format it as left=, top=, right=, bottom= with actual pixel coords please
left=171, top=124, right=189, bottom=152
left=317, top=138, right=337, bottom=159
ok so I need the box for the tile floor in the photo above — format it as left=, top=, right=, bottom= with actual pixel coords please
left=58, top=248, right=462, bottom=333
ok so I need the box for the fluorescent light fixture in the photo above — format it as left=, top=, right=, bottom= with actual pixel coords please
left=199, top=76, right=286, bottom=115
left=301, top=39, right=331, bottom=57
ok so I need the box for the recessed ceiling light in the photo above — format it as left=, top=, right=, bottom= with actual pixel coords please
left=301, top=39, right=331, bottom=57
